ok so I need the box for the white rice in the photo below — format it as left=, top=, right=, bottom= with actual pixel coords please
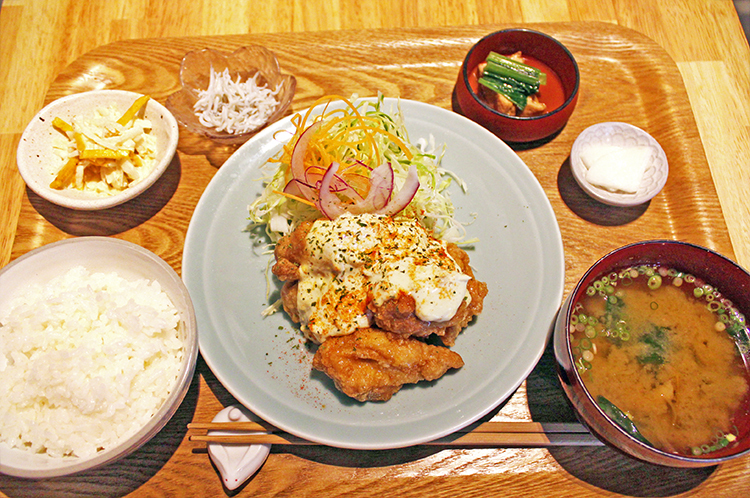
left=0, top=266, right=183, bottom=459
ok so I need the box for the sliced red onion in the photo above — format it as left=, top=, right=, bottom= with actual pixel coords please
left=283, top=179, right=301, bottom=197
left=290, top=122, right=321, bottom=202
left=306, top=168, right=364, bottom=200
left=376, top=164, right=420, bottom=216
left=283, top=178, right=316, bottom=198
left=346, top=159, right=373, bottom=172
left=316, top=162, right=419, bottom=219
left=348, top=163, right=393, bottom=213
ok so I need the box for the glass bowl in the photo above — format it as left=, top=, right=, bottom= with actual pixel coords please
left=166, top=46, right=296, bottom=145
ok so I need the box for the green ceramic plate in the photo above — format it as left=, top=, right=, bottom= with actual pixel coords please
left=183, top=98, right=564, bottom=449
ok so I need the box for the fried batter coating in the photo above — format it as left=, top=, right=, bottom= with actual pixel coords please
left=272, top=220, right=313, bottom=282
left=312, top=328, right=464, bottom=402
left=272, top=221, right=311, bottom=324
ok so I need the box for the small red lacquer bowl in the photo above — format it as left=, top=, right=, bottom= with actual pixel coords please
left=454, top=28, right=580, bottom=144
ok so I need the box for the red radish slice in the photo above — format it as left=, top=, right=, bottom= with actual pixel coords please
left=347, top=163, right=393, bottom=213
left=316, top=162, right=347, bottom=219
left=290, top=122, right=321, bottom=202
left=376, top=164, right=419, bottom=216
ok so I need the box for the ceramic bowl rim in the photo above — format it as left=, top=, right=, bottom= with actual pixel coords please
left=0, top=237, right=198, bottom=478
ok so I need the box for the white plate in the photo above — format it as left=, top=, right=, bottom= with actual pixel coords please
left=183, top=97, right=565, bottom=449
left=16, top=90, right=178, bottom=210
left=570, top=122, right=669, bottom=206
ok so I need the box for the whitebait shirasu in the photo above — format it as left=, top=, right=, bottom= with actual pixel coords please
left=193, top=67, right=282, bottom=134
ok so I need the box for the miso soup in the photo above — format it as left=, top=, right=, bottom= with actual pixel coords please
left=571, top=264, right=750, bottom=456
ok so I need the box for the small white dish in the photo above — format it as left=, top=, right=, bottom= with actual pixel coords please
left=0, top=237, right=198, bottom=478
left=570, top=122, right=668, bottom=207
left=16, top=90, right=179, bottom=210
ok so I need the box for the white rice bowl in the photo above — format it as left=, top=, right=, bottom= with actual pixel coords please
left=0, top=237, right=198, bottom=479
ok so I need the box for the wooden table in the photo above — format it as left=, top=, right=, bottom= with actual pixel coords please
left=1, top=2, right=749, bottom=497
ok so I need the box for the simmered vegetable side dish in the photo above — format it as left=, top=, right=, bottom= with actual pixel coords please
left=477, top=51, right=547, bottom=117
left=570, top=265, right=750, bottom=456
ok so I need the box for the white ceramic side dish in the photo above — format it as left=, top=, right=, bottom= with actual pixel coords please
left=16, top=90, right=179, bottom=210
left=570, top=122, right=669, bottom=207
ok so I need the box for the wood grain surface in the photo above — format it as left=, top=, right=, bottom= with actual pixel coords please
left=1, top=2, right=750, bottom=497
left=7, top=23, right=738, bottom=286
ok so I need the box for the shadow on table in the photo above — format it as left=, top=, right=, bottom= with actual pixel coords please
left=0, top=365, right=200, bottom=498
left=525, top=342, right=715, bottom=497
left=557, top=157, right=649, bottom=226
left=26, top=153, right=182, bottom=236
left=174, top=127, right=242, bottom=169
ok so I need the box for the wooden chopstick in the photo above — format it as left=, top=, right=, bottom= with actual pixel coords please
left=187, top=421, right=603, bottom=447
left=188, top=421, right=589, bottom=434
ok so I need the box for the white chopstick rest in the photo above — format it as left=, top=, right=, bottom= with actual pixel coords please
left=208, top=405, right=271, bottom=490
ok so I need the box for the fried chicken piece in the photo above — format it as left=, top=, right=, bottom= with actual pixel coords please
left=272, top=220, right=313, bottom=282
left=312, top=328, right=464, bottom=402
left=272, top=219, right=487, bottom=345
left=369, top=243, right=488, bottom=346
left=272, top=221, right=311, bottom=324
left=279, top=280, right=300, bottom=323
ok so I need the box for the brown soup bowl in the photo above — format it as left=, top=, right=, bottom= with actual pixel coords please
left=554, top=240, right=750, bottom=467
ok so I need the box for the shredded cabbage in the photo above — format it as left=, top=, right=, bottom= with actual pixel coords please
left=248, top=94, right=471, bottom=244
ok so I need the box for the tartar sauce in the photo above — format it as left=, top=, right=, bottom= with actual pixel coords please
left=296, top=213, right=471, bottom=343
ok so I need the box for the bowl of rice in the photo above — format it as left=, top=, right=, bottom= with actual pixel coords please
left=16, top=90, right=179, bottom=210
left=0, top=237, right=198, bottom=478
